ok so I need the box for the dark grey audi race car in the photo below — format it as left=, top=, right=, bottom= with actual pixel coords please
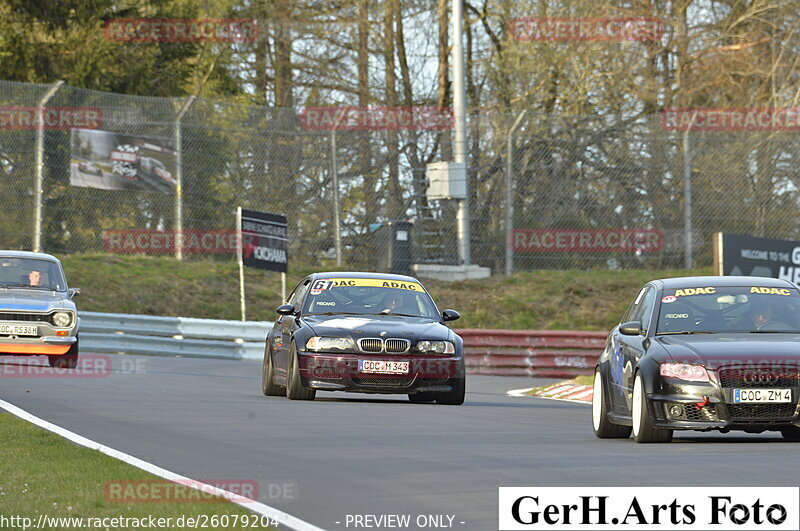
left=593, top=275, right=800, bottom=442
left=262, top=272, right=465, bottom=404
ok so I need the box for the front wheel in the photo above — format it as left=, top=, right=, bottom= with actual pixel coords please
left=286, top=343, right=315, bottom=401
left=632, top=372, right=672, bottom=443
left=436, top=367, right=465, bottom=405
left=592, top=368, right=631, bottom=438
left=48, top=337, right=79, bottom=369
left=780, top=426, right=800, bottom=441
left=261, top=343, right=283, bottom=396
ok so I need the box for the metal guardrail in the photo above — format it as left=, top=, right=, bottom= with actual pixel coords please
left=79, top=312, right=271, bottom=361
left=78, top=313, right=606, bottom=376
left=458, top=329, right=606, bottom=379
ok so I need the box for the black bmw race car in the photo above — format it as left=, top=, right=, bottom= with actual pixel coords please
left=593, top=275, right=800, bottom=443
left=262, top=272, right=465, bottom=404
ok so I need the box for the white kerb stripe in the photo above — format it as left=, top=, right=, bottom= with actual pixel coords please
left=0, top=398, right=327, bottom=531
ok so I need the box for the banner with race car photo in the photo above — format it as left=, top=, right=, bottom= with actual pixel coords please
left=70, top=128, right=177, bottom=194
left=713, top=232, right=800, bottom=282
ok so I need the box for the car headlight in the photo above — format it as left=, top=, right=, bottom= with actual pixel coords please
left=52, top=311, right=73, bottom=328
left=415, top=340, right=455, bottom=354
left=305, top=336, right=355, bottom=352
left=659, top=362, right=709, bottom=382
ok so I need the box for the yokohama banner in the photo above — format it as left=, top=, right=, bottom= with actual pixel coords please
left=239, top=209, right=288, bottom=273
left=512, top=229, right=663, bottom=253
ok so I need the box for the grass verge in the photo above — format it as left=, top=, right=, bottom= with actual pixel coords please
left=0, top=411, right=278, bottom=530
left=61, top=254, right=711, bottom=330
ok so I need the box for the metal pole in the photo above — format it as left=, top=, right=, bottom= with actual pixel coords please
left=237, top=207, right=246, bottom=321
left=683, top=112, right=697, bottom=269
left=174, top=95, right=196, bottom=260
left=33, top=80, right=64, bottom=252
left=452, top=0, right=471, bottom=265
left=506, top=110, right=527, bottom=276
left=330, top=112, right=345, bottom=268
left=281, top=272, right=286, bottom=302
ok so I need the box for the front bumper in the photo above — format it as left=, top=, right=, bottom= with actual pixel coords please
left=648, top=378, right=800, bottom=430
left=297, top=350, right=464, bottom=394
left=0, top=331, right=77, bottom=356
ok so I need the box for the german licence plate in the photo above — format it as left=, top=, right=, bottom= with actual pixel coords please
left=0, top=324, right=38, bottom=336
left=733, top=389, right=792, bottom=403
left=358, top=360, right=409, bottom=374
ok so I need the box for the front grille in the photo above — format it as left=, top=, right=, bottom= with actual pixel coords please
left=685, top=404, right=719, bottom=422
left=727, top=403, right=797, bottom=420
left=0, top=312, right=49, bottom=323
left=359, top=338, right=382, bottom=352
left=718, top=367, right=800, bottom=388
left=385, top=339, right=410, bottom=353
left=357, top=338, right=411, bottom=353
left=352, top=376, right=415, bottom=388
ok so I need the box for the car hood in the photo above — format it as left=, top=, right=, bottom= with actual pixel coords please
left=0, top=289, right=72, bottom=312
left=302, top=314, right=452, bottom=341
left=656, top=333, right=800, bottom=368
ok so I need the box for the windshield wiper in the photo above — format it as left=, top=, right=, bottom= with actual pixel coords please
left=305, top=312, right=353, bottom=316
left=656, top=331, right=717, bottom=336
left=0, top=283, right=54, bottom=291
left=749, top=329, right=800, bottom=334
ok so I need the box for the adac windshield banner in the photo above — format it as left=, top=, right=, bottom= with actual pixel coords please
left=240, top=209, right=288, bottom=273
left=70, top=128, right=177, bottom=194
left=715, top=232, right=800, bottom=281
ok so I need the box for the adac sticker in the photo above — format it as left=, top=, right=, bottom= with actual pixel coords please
left=674, top=287, right=716, bottom=297
left=325, top=278, right=424, bottom=292
left=661, top=295, right=677, bottom=304
left=750, top=287, right=791, bottom=296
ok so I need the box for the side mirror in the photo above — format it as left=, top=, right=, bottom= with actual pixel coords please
left=442, top=309, right=461, bottom=322
left=68, top=287, right=80, bottom=298
left=619, top=321, right=642, bottom=336
left=276, top=304, right=296, bottom=316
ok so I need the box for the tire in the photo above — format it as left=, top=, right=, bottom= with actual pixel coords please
left=780, top=426, right=800, bottom=441
left=261, top=343, right=283, bottom=396
left=48, top=337, right=78, bottom=369
left=409, top=392, right=437, bottom=403
left=285, top=343, right=315, bottom=401
left=436, top=366, right=465, bottom=405
left=592, top=368, right=632, bottom=438
left=632, top=372, right=672, bottom=443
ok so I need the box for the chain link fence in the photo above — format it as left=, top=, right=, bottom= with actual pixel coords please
left=2, top=79, right=798, bottom=274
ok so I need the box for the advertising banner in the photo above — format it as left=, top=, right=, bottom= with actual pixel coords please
left=70, top=128, right=177, bottom=194
left=714, top=232, right=800, bottom=281
left=240, top=209, right=288, bottom=273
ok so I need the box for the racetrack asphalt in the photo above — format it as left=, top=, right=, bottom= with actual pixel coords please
left=1, top=354, right=798, bottom=531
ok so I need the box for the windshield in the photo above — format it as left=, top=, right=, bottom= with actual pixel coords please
left=302, top=278, right=439, bottom=319
left=657, top=285, right=800, bottom=334
left=0, top=257, right=67, bottom=291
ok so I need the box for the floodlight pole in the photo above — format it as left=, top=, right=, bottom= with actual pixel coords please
left=683, top=112, right=697, bottom=269
left=330, top=111, right=345, bottom=267
left=452, top=0, right=471, bottom=265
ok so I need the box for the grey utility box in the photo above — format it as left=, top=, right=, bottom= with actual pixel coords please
left=426, top=162, right=466, bottom=200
